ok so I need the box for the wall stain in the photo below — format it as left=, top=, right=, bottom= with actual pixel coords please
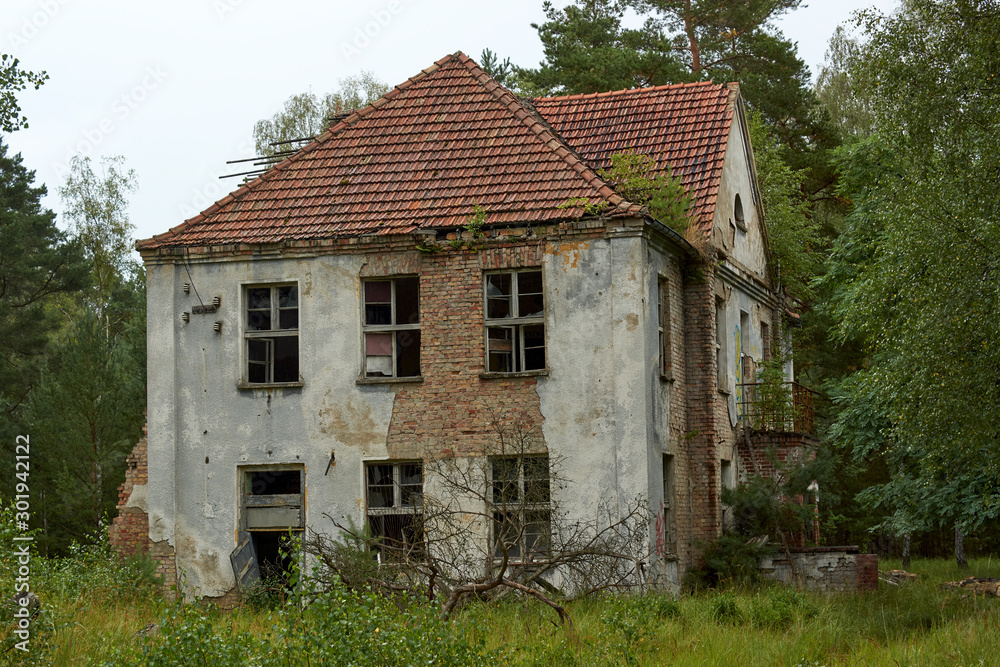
left=625, top=313, right=639, bottom=332
left=318, top=391, right=381, bottom=447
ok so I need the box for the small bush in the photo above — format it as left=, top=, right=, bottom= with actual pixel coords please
left=711, top=591, right=745, bottom=625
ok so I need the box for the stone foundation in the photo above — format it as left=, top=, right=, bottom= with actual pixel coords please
left=760, top=547, right=878, bottom=592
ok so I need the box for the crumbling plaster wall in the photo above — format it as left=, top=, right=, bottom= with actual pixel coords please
left=147, top=253, right=397, bottom=598
left=146, top=222, right=702, bottom=597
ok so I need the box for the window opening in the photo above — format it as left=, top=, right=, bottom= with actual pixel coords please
left=233, top=466, right=304, bottom=592
left=658, top=275, right=672, bottom=377
left=362, top=277, right=420, bottom=377
left=734, top=193, right=746, bottom=231
left=490, top=455, right=551, bottom=561
left=661, top=454, right=675, bottom=554
left=484, top=270, right=545, bottom=373
left=365, top=461, right=424, bottom=558
left=245, top=284, right=299, bottom=384
left=716, top=298, right=727, bottom=389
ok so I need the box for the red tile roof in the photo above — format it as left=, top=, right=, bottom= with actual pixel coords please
left=138, top=53, right=735, bottom=250
left=533, top=81, right=736, bottom=232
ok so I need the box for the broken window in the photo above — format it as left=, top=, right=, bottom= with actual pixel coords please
left=362, top=277, right=420, bottom=378
left=365, top=461, right=424, bottom=558
left=658, top=275, right=672, bottom=377
left=232, top=466, right=304, bottom=591
left=490, top=455, right=551, bottom=561
left=244, top=284, right=299, bottom=384
left=661, top=454, right=675, bottom=554
left=484, top=270, right=545, bottom=373
left=716, top=298, right=727, bottom=389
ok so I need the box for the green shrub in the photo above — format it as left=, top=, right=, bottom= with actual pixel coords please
left=35, top=526, right=162, bottom=602
left=710, top=591, right=745, bottom=625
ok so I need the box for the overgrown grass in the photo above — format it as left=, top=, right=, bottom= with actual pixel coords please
left=2, top=557, right=998, bottom=665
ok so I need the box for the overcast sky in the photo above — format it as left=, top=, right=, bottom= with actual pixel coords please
left=3, top=0, right=897, bottom=245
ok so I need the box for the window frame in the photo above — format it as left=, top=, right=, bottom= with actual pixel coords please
left=483, top=270, right=547, bottom=375
left=360, top=276, right=421, bottom=380
left=364, top=460, right=425, bottom=558
left=241, top=283, right=301, bottom=388
left=657, top=275, right=673, bottom=380
left=489, top=454, right=551, bottom=562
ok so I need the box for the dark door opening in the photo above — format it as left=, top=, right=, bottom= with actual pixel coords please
left=232, top=466, right=305, bottom=593
left=250, top=531, right=297, bottom=585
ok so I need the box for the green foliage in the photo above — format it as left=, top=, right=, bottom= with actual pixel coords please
left=598, top=150, right=693, bottom=233
left=0, top=53, right=47, bottom=132
left=0, top=140, right=89, bottom=428
left=463, top=203, right=486, bottom=239
left=710, top=590, right=745, bottom=624
left=253, top=72, right=389, bottom=156
left=597, top=593, right=682, bottom=664
left=34, top=525, right=162, bottom=603
left=523, top=0, right=839, bottom=196
left=826, top=0, right=1000, bottom=535
left=58, top=155, right=139, bottom=322
left=23, top=307, right=146, bottom=549
left=748, top=112, right=821, bottom=301
left=103, top=572, right=494, bottom=667
left=815, top=25, right=872, bottom=142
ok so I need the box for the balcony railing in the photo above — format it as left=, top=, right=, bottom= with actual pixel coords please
left=736, top=381, right=818, bottom=435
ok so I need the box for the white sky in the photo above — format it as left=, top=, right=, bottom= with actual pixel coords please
left=2, top=0, right=897, bottom=245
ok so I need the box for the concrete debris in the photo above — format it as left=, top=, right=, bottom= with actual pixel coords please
left=880, top=569, right=918, bottom=585
left=941, top=577, right=1000, bottom=597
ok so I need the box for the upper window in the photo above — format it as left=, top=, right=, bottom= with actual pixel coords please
left=245, top=284, right=299, bottom=384
left=734, top=193, right=746, bottom=231
left=365, top=461, right=424, bottom=558
left=490, top=455, right=551, bottom=561
left=658, top=276, right=672, bottom=378
left=484, top=270, right=545, bottom=373
left=362, top=277, right=420, bottom=378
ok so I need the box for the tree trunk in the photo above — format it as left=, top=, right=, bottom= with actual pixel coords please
left=684, top=0, right=701, bottom=74
left=955, top=526, right=968, bottom=569
left=901, top=533, right=911, bottom=568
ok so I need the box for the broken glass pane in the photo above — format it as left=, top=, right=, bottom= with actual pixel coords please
left=394, top=277, right=419, bottom=325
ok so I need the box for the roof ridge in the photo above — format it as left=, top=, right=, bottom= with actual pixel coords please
left=138, top=53, right=467, bottom=250
left=452, top=53, right=635, bottom=214
left=535, top=79, right=724, bottom=103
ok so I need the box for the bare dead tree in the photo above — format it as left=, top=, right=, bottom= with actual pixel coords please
left=301, top=408, right=653, bottom=625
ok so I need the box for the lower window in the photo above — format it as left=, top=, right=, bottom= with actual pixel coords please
left=365, top=461, right=424, bottom=558
left=490, top=455, right=551, bottom=560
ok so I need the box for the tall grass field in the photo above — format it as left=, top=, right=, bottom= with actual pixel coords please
left=2, top=546, right=998, bottom=666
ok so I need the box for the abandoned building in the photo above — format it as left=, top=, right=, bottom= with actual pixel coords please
left=110, top=51, right=815, bottom=601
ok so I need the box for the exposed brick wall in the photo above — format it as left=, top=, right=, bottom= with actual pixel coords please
left=737, top=431, right=816, bottom=481
left=384, top=242, right=551, bottom=460
left=109, top=436, right=149, bottom=556
left=856, top=553, right=879, bottom=591
left=150, top=539, right=178, bottom=600
left=110, top=432, right=178, bottom=597
left=680, top=259, right=721, bottom=570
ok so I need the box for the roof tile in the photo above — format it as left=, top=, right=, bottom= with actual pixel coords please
left=138, top=53, right=735, bottom=250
